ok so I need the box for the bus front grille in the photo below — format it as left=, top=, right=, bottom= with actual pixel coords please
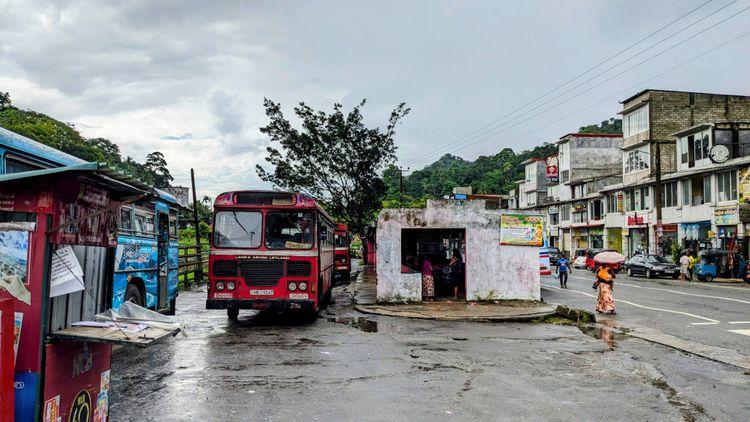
left=213, top=260, right=238, bottom=277
left=240, top=260, right=284, bottom=286
left=286, top=261, right=311, bottom=277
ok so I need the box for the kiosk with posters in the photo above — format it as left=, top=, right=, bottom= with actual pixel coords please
left=0, top=163, right=179, bottom=421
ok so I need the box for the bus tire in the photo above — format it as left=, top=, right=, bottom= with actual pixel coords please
left=227, top=308, right=239, bottom=320
left=164, top=298, right=176, bottom=316
left=124, top=283, right=145, bottom=307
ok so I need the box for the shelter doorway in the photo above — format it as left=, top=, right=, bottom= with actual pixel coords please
left=401, top=228, right=466, bottom=300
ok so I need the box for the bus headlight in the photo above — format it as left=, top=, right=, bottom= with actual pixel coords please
left=216, top=281, right=225, bottom=291
left=288, top=282, right=297, bottom=291
left=298, top=282, right=307, bottom=291
left=226, top=281, right=236, bottom=291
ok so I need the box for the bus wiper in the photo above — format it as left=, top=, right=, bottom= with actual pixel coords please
left=232, top=211, right=253, bottom=242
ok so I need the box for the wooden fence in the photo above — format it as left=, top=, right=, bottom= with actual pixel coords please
left=178, top=244, right=209, bottom=287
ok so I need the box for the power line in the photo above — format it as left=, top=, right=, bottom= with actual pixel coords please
left=466, top=30, right=750, bottom=159
left=404, top=1, right=750, bottom=167
left=402, top=0, right=737, bottom=167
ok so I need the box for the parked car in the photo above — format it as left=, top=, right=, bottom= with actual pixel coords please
left=623, top=254, right=679, bottom=279
left=548, top=247, right=562, bottom=265
left=539, top=247, right=552, bottom=276
left=586, top=248, right=616, bottom=272
left=572, top=248, right=587, bottom=269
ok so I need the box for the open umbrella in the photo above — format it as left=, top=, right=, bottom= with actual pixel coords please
left=594, top=251, right=626, bottom=265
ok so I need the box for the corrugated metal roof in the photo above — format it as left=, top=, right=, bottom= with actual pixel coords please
left=0, top=162, right=151, bottom=193
left=0, top=126, right=87, bottom=166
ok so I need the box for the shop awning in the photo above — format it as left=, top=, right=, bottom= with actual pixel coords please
left=48, top=324, right=179, bottom=348
left=0, top=162, right=151, bottom=195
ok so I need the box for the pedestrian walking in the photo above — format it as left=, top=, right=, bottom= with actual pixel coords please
left=594, top=265, right=616, bottom=314
left=688, top=252, right=696, bottom=281
left=556, top=254, right=571, bottom=288
left=421, top=255, right=435, bottom=301
left=679, top=252, right=691, bottom=284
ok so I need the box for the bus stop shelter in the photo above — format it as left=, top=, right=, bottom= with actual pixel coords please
left=0, top=163, right=179, bottom=421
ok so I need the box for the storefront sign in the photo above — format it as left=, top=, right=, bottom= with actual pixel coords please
left=621, top=228, right=629, bottom=236
left=572, top=228, right=588, bottom=237
left=626, top=213, right=648, bottom=226
left=739, top=165, right=750, bottom=204
left=616, top=193, right=624, bottom=213
left=739, top=204, right=750, bottom=223
left=660, top=224, right=678, bottom=232
left=714, top=205, right=738, bottom=225
left=500, top=214, right=544, bottom=246
left=589, top=227, right=604, bottom=236
left=572, top=202, right=587, bottom=212
left=52, top=182, right=119, bottom=248
left=546, top=156, right=559, bottom=183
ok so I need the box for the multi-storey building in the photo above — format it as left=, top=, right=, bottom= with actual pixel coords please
left=603, top=90, right=750, bottom=256
left=553, top=133, right=623, bottom=255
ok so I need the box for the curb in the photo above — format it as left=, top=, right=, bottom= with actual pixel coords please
left=354, top=304, right=556, bottom=322
left=555, top=305, right=597, bottom=324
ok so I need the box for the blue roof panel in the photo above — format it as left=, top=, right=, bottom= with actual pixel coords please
left=0, top=126, right=87, bottom=167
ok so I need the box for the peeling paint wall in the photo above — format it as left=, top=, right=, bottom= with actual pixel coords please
left=376, top=200, right=540, bottom=302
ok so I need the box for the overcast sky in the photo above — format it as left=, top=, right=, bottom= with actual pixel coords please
left=2, top=0, right=749, bottom=197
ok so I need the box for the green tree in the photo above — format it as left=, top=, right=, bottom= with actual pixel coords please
left=0, top=91, right=11, bottom=108
left=578, top=118, right=622, bottom=134
left=89, top=137, right=122, bottom=165
left=144, top=151, right=174, bottom=188
left=257, top=98, right=410, bottom=234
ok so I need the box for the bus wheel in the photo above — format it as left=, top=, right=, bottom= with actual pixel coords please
left=227, top=308, right=239, bottom=320
left=124, top=283, right=145, bottom=307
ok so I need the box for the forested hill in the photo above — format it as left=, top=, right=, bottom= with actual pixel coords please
left=383, top=118, right=621, bottom=203
left=0, top=91, right=173, bottom=187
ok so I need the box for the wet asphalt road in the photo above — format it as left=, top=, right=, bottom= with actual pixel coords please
left=109, top=274, right=750, bottom=421
left=541, top=271, right=750, bottom=353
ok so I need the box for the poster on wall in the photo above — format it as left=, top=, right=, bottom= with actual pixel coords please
left=546, top=155, right=559, bottom=183
left=0, top=229, right=32, bottom=304
left=714, top=205, right=738, bottom=225
left=49, top=246, right=85, bottom=298
left=739, top=165, right=750, bottom=204
left=500, top=214, right=544, bottom=246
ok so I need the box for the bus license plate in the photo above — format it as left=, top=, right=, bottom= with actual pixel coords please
left=289, top=293, right=308, bottom=300
left=214, top=292, right=233, bottom=299
left=249, top=289, right=274, bottom=296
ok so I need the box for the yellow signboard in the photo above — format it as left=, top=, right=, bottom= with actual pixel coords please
left=500, top=214, right=544, bottom=246
left=740, top=165, right=750, bottom=204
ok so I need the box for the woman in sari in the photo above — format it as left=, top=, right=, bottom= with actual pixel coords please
left=421, top=256, right=435, bottom=301
left=595, top=265, right=616, bottom=314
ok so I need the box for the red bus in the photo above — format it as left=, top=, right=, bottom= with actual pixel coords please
left=206, top=190, right=335, bottom=319
left=334, top=223, right=351, bottom=280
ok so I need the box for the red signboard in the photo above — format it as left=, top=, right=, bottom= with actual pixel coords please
left=43, top=341, right=112, bottom=422
left=51, top=182, right=119, bottom=247
left=627, top=215, right=647, bottom=226
left=546, top=155, right=559, bottom=182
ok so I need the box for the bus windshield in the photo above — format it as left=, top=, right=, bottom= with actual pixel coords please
left=213, top=211, right=262, bottom=248
left=335, top=234, right=348, bottom=247
left=265, top=212, right=314, bottom=249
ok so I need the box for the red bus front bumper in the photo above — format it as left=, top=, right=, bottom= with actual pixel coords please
left=206, top=298, right=315, bottom=311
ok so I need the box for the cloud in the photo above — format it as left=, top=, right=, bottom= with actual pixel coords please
left=1, top=0, right=749, bottom=199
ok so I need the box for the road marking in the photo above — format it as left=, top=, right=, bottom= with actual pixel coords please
left=728, top=329, right=750, bottom=337
left=558, top=273, right=750, bottom=291
left=541, top=283, right=720, bottom=323
left=690, top=322, right=720, bottom=325
left=564, top=274, right=750, bottom=305
left=728, top=321, right=750, bottom=324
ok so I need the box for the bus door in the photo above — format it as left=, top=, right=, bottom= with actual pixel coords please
left=157, top=212, right=170, bottom=311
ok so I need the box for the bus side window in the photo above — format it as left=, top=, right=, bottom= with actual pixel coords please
left=169, top=218, right=178, bottom=238
left=120, top=207, right=133, bottom=231
left=144, top=213, right=155, bottom=234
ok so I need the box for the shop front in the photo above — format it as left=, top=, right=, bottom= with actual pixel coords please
left=571, top=227, right=588, bottom=251
left=625, top=213, right=649, bottom=257
left=606, top=228, right=622, bottom=253
left=657, top=224, right=678, bottom=258
left=680, top=221, right=712, bottom=255
left=715, top=205, right=740, bottom=251
left=588, top=227, right=604, bottom=249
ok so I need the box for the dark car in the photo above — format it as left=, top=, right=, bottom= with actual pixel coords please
left=623, top=254, right=679, bottom=279
left=548, top=247, right=562, bottom=265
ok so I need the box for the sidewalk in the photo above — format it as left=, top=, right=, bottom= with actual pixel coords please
left=352, top=265, right=556, bottom=322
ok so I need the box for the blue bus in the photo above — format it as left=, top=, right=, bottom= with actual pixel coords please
left=0, top=126, right=181, bottom=313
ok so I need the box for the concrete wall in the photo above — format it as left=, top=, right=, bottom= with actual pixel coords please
left=569, top=135, right=623, bottom=182
left=376, top=201, right=540, bottom=303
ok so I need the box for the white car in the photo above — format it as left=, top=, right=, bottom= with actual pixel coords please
left=573, top=255, right=587, bottom=269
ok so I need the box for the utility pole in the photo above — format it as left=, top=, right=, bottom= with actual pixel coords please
left=190, top=168, right=203, bottom=284
left=398, top=166, right=409, bottom=196
left=653, top=143, right=663, bottom=256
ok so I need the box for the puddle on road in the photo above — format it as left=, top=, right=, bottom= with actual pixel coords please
left=326, top=316, right=378, bottom=333
left=579, top=321, right=628, bottom=349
